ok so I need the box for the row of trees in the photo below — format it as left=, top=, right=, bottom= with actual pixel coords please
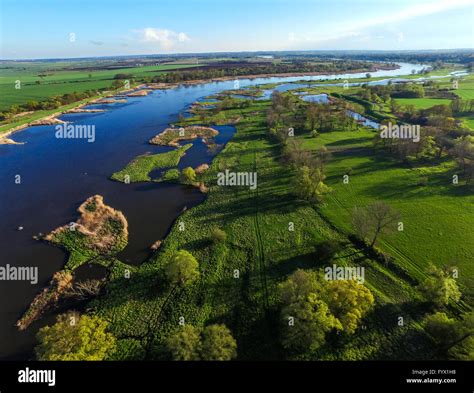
left=266, top=92, right=337, bottom=204
left=1, top=89, right=101, bottom=121
left=374, top=102, right=474, bottom=183
left=149, top=59, right=378, bottom=84
left=358, top=83, right=425, bottom=103
left=166, top=324, right=237, bottom=361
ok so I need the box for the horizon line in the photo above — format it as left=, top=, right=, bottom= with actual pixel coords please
left=1, top=48, right=473, bottom=62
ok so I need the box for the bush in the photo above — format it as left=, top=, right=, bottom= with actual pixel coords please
left=211, top=228, right=227, bottom=243
left=162, top=168, right=180, bottom=181
left=181, top=167, right=196, bottom=183
left=35, top=312, right=116, bottom=360
left=166, top=324, right=237, bottom=361
left=163, top=250, right=200, bottom=287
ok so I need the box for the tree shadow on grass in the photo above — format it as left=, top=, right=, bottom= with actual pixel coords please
left=365, top=301, right=436, bottom=360
left=266, top=250, right=326, bottom=279
left=199, top=189, right=306, bottom=226
left=326, top=137, right=372, bottom=147
left=360, top=170, right=473, bottom=201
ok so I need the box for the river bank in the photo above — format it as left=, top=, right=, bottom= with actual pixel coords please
left=0, top=84, right=145, bottom=144
left=0, top=64, right=398, bottom=144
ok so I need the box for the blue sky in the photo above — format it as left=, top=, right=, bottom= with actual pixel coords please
left=1, top=0, right=473, bottom=59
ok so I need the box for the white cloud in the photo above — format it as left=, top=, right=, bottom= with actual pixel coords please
left=287, top=0, right=473, bottom=47
left=137, top=27, right=190, bottom=50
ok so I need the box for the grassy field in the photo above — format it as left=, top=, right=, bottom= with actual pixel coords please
left=110, top=144, right=192, bottom=183
left=298, top=129, right=474, bottom=298
left=0, top=62, right=202, bottom=110
left=87, top=94, right=471, bottom=361
left=394, top=97, right=452, bottom=109
left=437, top=73, right=474, bottom=100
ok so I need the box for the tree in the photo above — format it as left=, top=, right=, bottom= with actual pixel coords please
left=278, top=269, right=320, bottom=305
left=314, top=146, right=332, bottom=170
left=424, top=312, right=459, bottom=346
left=114, top=73, right=133, bottom=80
left=448, top=312, right=474, bottom=360
left=293, top=166, right=332, bottom=204
left=35, top=312, right=116, bottom=360
left=321, top=280, right=374, bottom=334
left=166, top=325, right=201, bottom=360
left=281, top=293, right=341, bottom=352
left=25, top=100, right=40, bottom=111
left=277, top=269, right=374, bottom=353
left=306, top=103, right=319, bottom=132
left=266, top=108, right=280, bottom=129
left=424, top=311, right=474, bottom=360
left=111, top=80, right=123, bottom=90
left=200, top=324, right=237, bottom=361
left=451, top=136, right=474, bottom=171
left=181, top=167, right=196, bottom=183
left=282, top=139, right=315, bottom=167
left=164, top=250, right=200, bottom=287
left=211, top=228, right=227, bottom=243
left=418, top=265, right=461, bottom=307
left=166, top=324, right=237, bottom=361
left=352, top=201, right=400, bottom=247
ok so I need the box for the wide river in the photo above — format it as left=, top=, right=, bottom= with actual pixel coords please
left=0, top=62, right=426, bottom=359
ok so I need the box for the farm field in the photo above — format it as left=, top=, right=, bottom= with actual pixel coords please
left=0, top=63, right=202, bottom=110
left=394, top=97, right=452, bottom=109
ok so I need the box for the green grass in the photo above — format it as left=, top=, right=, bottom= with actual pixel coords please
left=460, top=114, right=474, bottom=130
left=437, top=73, right=474, bottom=100
left=297, top=129, right=474, bottom=300
left=394, top=97, right=452, bottom=109
left=110, top=144, right=192, bottom=183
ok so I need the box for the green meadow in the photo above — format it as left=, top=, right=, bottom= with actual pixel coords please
left=0, top=62, right=201, bottom=110
left=394, top=97, right=452, bottom=109
left=298, top=128, right=474, bottom=299
left=110, top=144, right=192, bottom=183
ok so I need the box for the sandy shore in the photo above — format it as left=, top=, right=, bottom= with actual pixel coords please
left=150, top=125, right=219, bottom=147
left=127, top=89, right=153, bottom=97
left=65, top=108, right=106, bottom=114
left=0, top=94, right=119, bottom=144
